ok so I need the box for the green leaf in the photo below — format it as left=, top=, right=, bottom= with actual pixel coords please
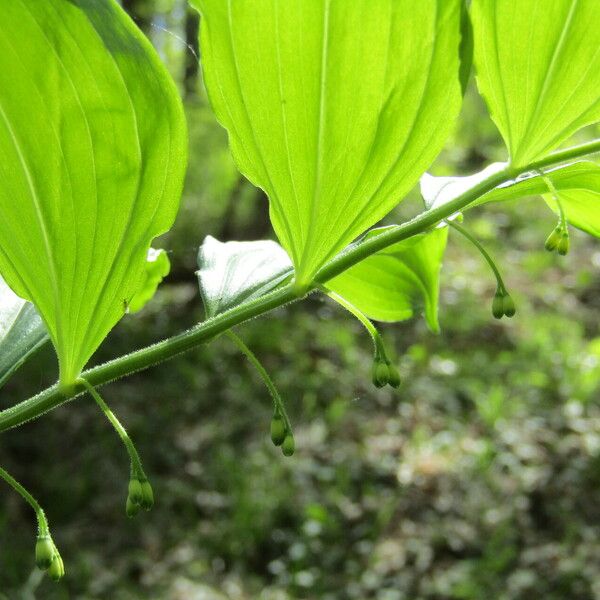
left=472, top=0, right=600, bottom=166
left=0, top=277, right=48, bottom=389
left=422, top=161, right=600, bottom=238
left=128, top=249, right=171, bottom=314
left=325, top=226, right=449, bottom=332
left=197, top=236, right=293, bottom=318
left=193, top=0, right=463, bottom=287
left=0, top=0, right=187, bottom=384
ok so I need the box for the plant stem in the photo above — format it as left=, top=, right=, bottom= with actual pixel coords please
left=226, top=331, right=292, bottom=432
left=0, top=465, right=50, bottom=536
left=1, top=138, right=600, bottom=433
left=446, top=220, right=508, bottom=293
left=78, top=378, right=146, bottom=479
left=324, top=289, right=388, bottom=360
left=537, top=169, right=567, bottom=228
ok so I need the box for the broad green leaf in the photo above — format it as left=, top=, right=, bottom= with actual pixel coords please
left=197, top=236, right=293, bottom=318
left=128, top=249, right=171, bottom=314
left=0, top=277, right=48, bottom=389
left=422, top=161, right=600, bottom=238
left=0, top=0, right=187, bottom=383
left=326, top=227, right=449, bottom=332
left=193, top=0, right=463, bottom=287
left=472, top=0, right=600, bottom=167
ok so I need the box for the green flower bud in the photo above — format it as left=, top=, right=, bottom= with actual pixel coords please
left=281, top=434, right=295, bottom=457
left=126, top=496, right=140, bottom=518
left=387, top=364, right=401, bottom=389
left=502, top=294, right=516, bottom=318
left=139, top=479, right=154, bottom=511
left=492, top=292, right=504, bottom=320
left=35, top=535, right=55, bottom=570
left=557, top=232, right=570, bottom=256
left=48, top=553, right=65, bottom=582
left=544, top=226, right=561, bottom=252
left=270, top=415, right=286, bottom=447
left=128, top=478, right=143, bottom=506
left=372, top=360, right=390, bottom=388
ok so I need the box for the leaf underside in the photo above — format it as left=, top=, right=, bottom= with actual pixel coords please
left=197, top=236, right=293, bottom=318
left=0, top=0, right=187, bottom=383
left=193, top=0, right=463, bottom=286
left=0, top=277, right=48, bottom=390
left=472, top=0, right=600, bottom=167
left=422, top=161, right=600, bottom=239
left=197, top=231, right=448, bottom=332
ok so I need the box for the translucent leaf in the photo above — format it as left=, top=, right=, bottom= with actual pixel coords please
left=0, top=277, right=48, bottom=389
left=422, top=161, right=600, bottom=238
left=326, top=227, right=449, bottom=332
left=192, top=0, right=463, bottom=287
left=128, top=249, right=171, bottom=314
left=472, top=0, right=600, bottom=166
left=0, top=0, right=187, bottom=383
left=197, top=236, right=293, bottom=318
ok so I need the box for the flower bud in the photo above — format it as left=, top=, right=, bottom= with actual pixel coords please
left=282, top=434, right=295, bottom=457
left=544, top=226, right=561, bottom=252
left=270, top=415, right=286, bottom=447
left=502, top=294, right=516, bottom=318
left=139, top=479, right=154, bottom=511
left=126, top=496, right=140, bottom=518
left=35, top=535, right=55, bottom=570
left=372, top=360, right=389, bottom=388
left=48, top=553, right=65, bottom=582
left=128, top=478, right=143, bottom=506
left=557, top=232, right=570, bottom=256
left=492, top=292, right=504, bottom=319
left=387, top=364, right=401, bottom=389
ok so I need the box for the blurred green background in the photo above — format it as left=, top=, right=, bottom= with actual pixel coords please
left=1, top=1, right=600, bottom=598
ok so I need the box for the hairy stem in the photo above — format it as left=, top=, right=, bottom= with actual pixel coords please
left=446, top=220, right=508, bottom=293
left=0, top=465, right=50, bottom=536
left=78, top=378, right=146, bottom=479
left=324, top=289, right=388, bottom=360
left=226, top=331, right=292, bottom=432
left=1, top=138, right=600, bottom=433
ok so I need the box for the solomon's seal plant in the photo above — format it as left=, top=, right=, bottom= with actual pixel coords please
left=0, top=0, right=600, bottom=581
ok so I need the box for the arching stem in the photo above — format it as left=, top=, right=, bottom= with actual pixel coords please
left=226, top=331, right=292, bottom=433
left=78, top=378, right=146, bottom=480
left=0, top=465, right=50, bottom=536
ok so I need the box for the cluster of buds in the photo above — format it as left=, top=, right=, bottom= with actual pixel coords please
left=371, top=356, right=401, bottom=389
left=544, top=224, right=569, bottom=255
left=270, top=413, right=295, bottom=456
left=492, top=287, right=516, bottom=319
left=126, top=476, right=154, bottom=518
left=35, top=534, right=64, bottom=582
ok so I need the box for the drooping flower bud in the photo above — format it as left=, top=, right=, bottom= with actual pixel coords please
left=48, top=553, right=65, bottom=582
left=492, top=290, right=504, bottom=319
left=139, top=479, right=154, bottom=511
left=387, top=363, right=401, bottom=389
left=128, top=478, right=143, bottom=506
left=557, top=231, right=570, bottom=256
left=544, top=226, right=562, bottom=252
left=126, top=496, right=140, bottom=518
left=502, top=293, right=516, bottom=318
left=282, top=434, right=295, bottom=457
left=372, top=360, right=390, bottom=388
left=35, top=535, right=55, bottom=570
left=270, top=415, right=286, bottom=446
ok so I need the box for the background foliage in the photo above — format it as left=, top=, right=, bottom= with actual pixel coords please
left=1, top=1, right=599, bottom=598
